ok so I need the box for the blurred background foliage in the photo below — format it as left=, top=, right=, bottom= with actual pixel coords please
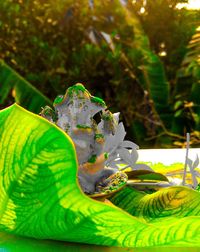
left=0, top=0, right=200, bottom=148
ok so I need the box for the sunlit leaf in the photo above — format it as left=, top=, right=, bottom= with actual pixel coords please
left=110, top=186, right=200, bottom=220
left=0, top=60, right=52, bottom=113
left=1, top=104, right=200, bottom=247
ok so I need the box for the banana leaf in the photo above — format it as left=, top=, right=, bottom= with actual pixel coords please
left=0, top=60, right=52, bottom=113
left=90, top=1, right=170, bottom=120
left=174, top=27, right=200, bottom=132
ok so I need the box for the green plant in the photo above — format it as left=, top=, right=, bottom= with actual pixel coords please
left=1, top=103, right=200, bottom=247
left=0, top=0, right=173, bottom=147
left=0, top=60, right=51, bottom=113
left=173, top=26, right=200, bottom=136
left=0, top=0, right=200, bottom=148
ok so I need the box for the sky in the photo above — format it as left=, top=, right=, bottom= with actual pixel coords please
left=176, top=0, right=200, bottom=9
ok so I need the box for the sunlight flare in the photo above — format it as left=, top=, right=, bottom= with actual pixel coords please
left=177, top=0, right=200, bottom=9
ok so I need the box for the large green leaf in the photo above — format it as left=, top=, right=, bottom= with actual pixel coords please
left=110, top=186, right=200, bottom=221
left=120, top=3, right=171, bottom=121
left=0, top=231, right=129, bottom=252
left=0, top=104, right=200, bottom=247
left=89, top=0, right=171, bottom=134
left=1, top=232, right=198, bottom=252
left=0, top=60, right=52, bottom=113
left=141, top=53, right=170, bottom=116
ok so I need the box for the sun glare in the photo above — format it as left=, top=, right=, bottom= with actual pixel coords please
left=176, top=0, right=200, bottom=9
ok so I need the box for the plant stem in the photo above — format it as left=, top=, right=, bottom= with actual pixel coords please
left=182, top=133, right=190, bottom=186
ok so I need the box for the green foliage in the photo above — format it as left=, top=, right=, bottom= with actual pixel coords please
left=0, top=0, right=171, bottom=147
left=1, top=104, right=200, bottom=247
left=133, top=0, right=198, bottom=79
left=0, top=60, right=52, bottom=113
left=110, top=185, right=200, bottom=219
left=0, top=231, right=133, bottom=252
left=0, top=0, right=200, bottom=147
left=131, top=0, right=200, bottom=146
left=172, top=26, right=200, bottom=138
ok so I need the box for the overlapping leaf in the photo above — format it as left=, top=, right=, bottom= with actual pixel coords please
left=110, top=185, right=200, bottom=221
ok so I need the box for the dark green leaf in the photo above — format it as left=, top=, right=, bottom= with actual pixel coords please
left=125, top=170, right=169, bottom=182
left=0, top=60, right=52, bottom=113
